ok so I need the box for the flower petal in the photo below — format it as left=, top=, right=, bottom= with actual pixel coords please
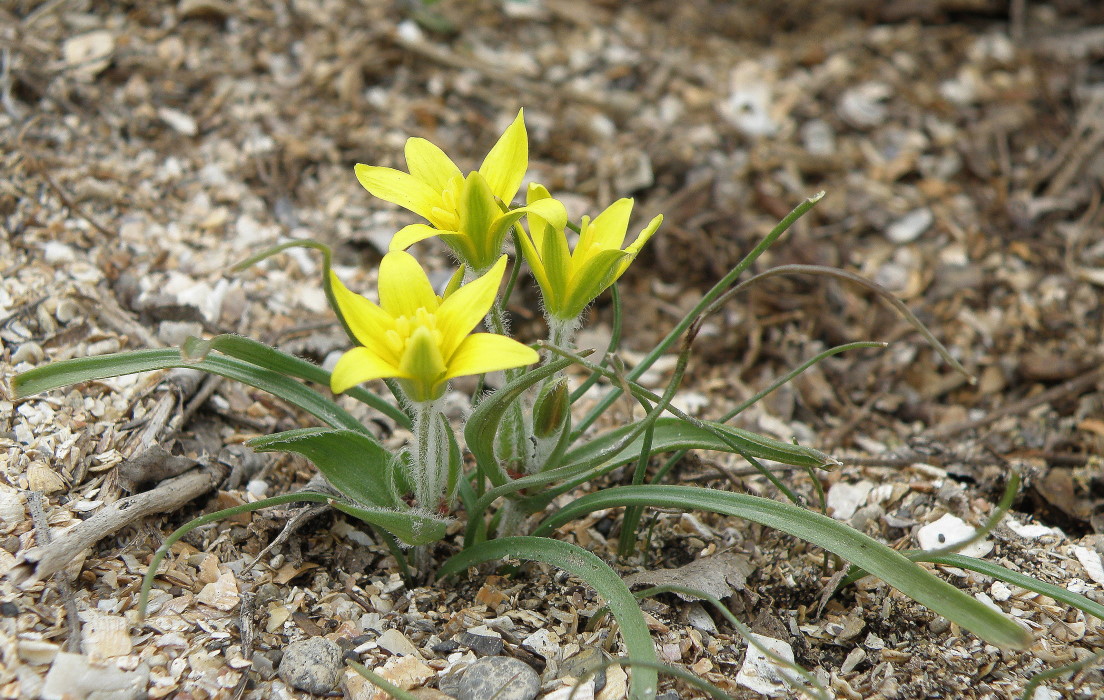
left=478, top=109, right=527, bottom=205
left=331, top=346, right=403, bottom=394
left=355, top=164, right=442, bottom=222
left=329, top=270, right=395, bottom=348
left=522, top=195, right=568, bottom=235
left=436, top=254, right=505, bottom=359
left=405, top=137, right=462, bottom=192
left=378, top=251, right=439, bottom=318
left=578, top=198, right=633, bottom=257
left=445, top=333, right=539, bottom=380
left=560, top=248, right=629, bottom=320
left=614, top=213, right=663, bottom=280
left=390, top=223, right=444, bottom=251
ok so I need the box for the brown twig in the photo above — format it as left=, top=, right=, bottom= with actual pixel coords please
left=11, top=460, right=230, bottom=588
left=26, top=491, right=81, bottom=652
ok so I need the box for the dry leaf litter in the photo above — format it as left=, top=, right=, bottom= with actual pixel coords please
left=2, top=1, right=1104, bottom=698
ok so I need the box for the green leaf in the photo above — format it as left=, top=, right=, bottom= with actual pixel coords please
left=533, top=485, right=1032, bottom=650
left=861, top=552, right=1104, bottom=624
left=183, top=335, right=410, bottom=428
left=464, top=356, right=575, bottom=486
left=249, top=428, right=401, bottom=509
left=14, top=349, right=371, bottom=435
left=330, top=500, right=447, bottom=546
left=563, top=417, right=833, bottom=470
left=438, top=537, right=658, bottom=700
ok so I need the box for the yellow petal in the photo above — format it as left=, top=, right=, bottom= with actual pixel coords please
left=331, top=346, right=403, bottom=394
left=478, top=109, right=527, bottom=205
left=405, top=137, right=462, bottom=192
left=615, top=214, right=663, bottom=279
left=329, top=270, right=395, bottom=349
left=390, top=223, right=444, bottom=251
left=436, top=255, right=506, bottom=359
left=522, top=196, right=568, bottom=236
left=355, top=164, right=442, bottom=222
left=445, top=333, right=539, bottom=380
left=378, top=251, right=439, bottom=318
left=580, top=198, right=633, bottom=254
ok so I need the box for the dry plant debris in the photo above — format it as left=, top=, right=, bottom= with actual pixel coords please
left=2, top=0, right=1104, bottom=698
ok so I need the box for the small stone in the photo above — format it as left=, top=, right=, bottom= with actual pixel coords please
left=837, top=82, right=892, bottom=129
left=840, top=646, right=866, bottom=674
left=455, top=630, right=504, bottom=656
left=735, top=633, right=805, bottom=698
left=916, top=513, right=993, bottom=558
left=456, top=656, right=539, bottom=700
left=158, top=107, right=198, bottom=136
left=278, top=637, right=342, bottom=695
left=41, top=652, right=148, bottom=700
left=196, top=571, right=240, bottom=611
left=377, top=628, right=422, bottom=657
left=559, top=647, right=610, bottom=693
left=1073, top=546, right=1104, bottom=585
left=886, top=208, right=934, bottom=243
left=63, top=30, right=115, bottom=81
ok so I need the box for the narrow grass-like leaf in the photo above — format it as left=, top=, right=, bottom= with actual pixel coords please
left=533, top=485, right=1032, bottom=649
left=347, top=661, right=420, bottom=700
left=563, top=417, right=832, bottom=471
left=14, top=349, right=371, bottom=434
left=437, top=536, right=658, bottom=700
left=184, top=334, right=410, bottom=427
left=571, top=192, right=825, bottom=440
left=845, top=552, right=1104, bottom=624
left=249, top=428, right=401, bottom=508
left=464, top=356, right=575, bottom=486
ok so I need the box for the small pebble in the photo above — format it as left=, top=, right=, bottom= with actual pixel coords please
left=455, top=631, right=504, bottom=656
left=278, top=637, right=342, bottom=695
left=886, top=208, right=934, bottom=243
left=456, top=656, right=539, bottom=700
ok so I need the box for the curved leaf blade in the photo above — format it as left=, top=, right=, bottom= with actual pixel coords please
left=184, top=334, right=410, bottom=428
left=249, top=428, right=401, bottom=509
left=14, top=349, right=371, bottom=435
left=563, top=417, right=833, bottom=471
left=533, top=485, right=1032, bottom=650
left=437, top=536, right=658, bottom=700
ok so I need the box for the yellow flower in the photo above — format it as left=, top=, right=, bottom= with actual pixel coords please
left=329, top=252, right=539, bottom=402
left=354, top=110, right=565, bottom=271
left=517, top=185, right=663, bottom=322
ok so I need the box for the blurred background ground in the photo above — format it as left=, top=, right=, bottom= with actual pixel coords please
left=2, top=1, right=1104, bottom=698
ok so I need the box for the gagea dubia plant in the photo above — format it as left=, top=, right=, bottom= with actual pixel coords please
left=28, top=109, right=1102, bottom=700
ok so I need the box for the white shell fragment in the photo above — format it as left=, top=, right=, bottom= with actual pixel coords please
left=41, top=653, right=149, bottom=700
left=916, top=513, right=993, bottom=558
left=1072, top=546, right=1104, bottom=586
left=196, top=571, right=240, bottom=611
left=735, top=633, right=806, bottom=698
left=827, top=480, right=874, bottom=521
left=886, top=208, right=934, bottom=244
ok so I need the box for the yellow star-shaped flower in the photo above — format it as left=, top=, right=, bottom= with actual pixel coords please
left=330, top=252, right=539, bottom=402
left=517, top=185, right=662, bottom=322
left=354, top=110, right=564, bottom=272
